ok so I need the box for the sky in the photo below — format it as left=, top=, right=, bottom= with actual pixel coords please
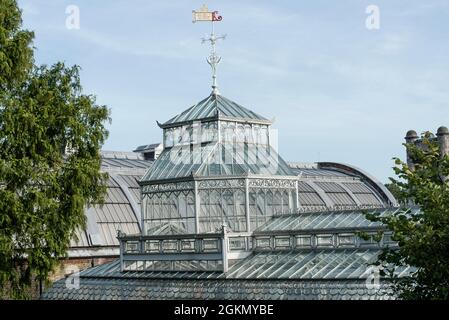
left=18, top=0, right=449, bottom=183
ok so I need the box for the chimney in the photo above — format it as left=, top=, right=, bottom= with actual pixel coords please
left=437, top=126, right=449, bottom=157
left=404, top=130, right=418, bottom=170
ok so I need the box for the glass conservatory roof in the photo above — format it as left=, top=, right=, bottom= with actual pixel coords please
left=290, top=167, right=351, bottom=178
left=71, top=152, right=151, bottom=249
left=161, top=94, right=271, bottom=127
left=253, top=208, right=394, bottom=233
left=55, top=248, right=413, bottom=282
left=229, top=249, right=413, bottom=280
left=141, top=141, right=295, bottom=182
left=226, top=249, right=380, bottom=279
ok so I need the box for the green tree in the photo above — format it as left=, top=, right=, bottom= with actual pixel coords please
left=0, top=0, right=34, bottom=90
left=367, top=132, right=449, bottom=299
left=384, top=183, right=403, bottom=205
left=0, top=1, right=110, bottom=298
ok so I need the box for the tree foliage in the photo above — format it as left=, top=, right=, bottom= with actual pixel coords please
left=367, top=132, right=449, bottom=300
left=0, top=0, right=109, bottom=298
left=384, top=183, right=403, bottom=205
left=0, top=0, right=34, bottom=91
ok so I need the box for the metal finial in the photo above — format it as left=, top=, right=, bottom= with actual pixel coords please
left=202, top=30, right=226, bottom=95
left=193, top=6, right=225, bottom=95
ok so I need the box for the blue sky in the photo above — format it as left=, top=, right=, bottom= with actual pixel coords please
left=19, top=0, right=449, bottom=183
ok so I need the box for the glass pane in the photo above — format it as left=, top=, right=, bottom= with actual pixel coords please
left=275, top=236, right=291, bottom=248
left=145, top=240, right=160, bottom=253
left=316, top=235, right=334, bottom=247
left=296, top=235, right=312, bottom=248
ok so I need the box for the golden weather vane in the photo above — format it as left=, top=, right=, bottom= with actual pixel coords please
left=192, top=5, right=225, bottom=95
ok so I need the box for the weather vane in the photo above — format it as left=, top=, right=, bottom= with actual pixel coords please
left=192, top=5, right=225, bottom=95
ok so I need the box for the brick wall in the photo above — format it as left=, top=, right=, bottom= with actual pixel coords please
left=50, top=256, right=117, bottom=282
